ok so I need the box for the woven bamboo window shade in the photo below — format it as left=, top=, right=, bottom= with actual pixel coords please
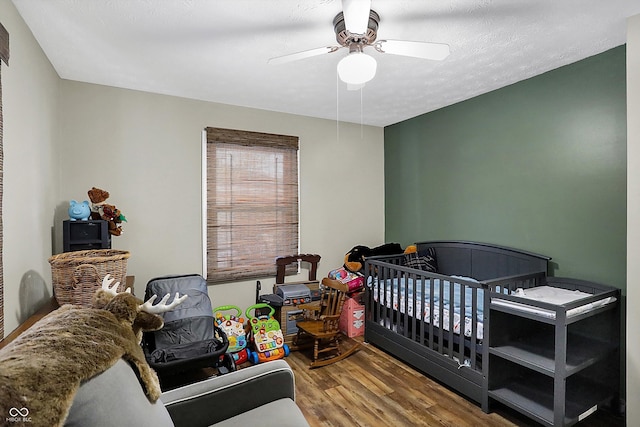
left=0, top=22, right=9, bottom=338
left=205, top=127, right=299, bottom=284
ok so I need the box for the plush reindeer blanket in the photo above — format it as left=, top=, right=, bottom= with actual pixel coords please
left=0, top=301, right=162, bottom=427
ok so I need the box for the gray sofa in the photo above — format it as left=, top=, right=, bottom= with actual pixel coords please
left=65, top=359, right=310, bottom=427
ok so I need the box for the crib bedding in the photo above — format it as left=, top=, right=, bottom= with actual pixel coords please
left=369, top=276, right=485, bottom=340
left=491, top=285, right=617, bottom=319
left=369, top=278, right=615, bottom=339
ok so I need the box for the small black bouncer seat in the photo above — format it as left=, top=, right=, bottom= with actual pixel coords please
left=142, top=274, right=235, bottom=378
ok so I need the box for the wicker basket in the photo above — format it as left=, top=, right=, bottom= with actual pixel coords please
left=48, top=249, right=130, bottom=307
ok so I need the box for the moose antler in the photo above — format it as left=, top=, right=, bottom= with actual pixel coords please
left=139, top=292, right=188, bottom=314
left=101, top=274, right=130, bottom=296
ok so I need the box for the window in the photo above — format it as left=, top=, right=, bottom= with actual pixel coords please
left=204, top=127, right=299, bottom=284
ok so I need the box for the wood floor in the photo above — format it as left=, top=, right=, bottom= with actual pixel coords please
left=285, top=336, right=625, bottom=427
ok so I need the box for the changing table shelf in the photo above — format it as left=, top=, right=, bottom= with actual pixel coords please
left=490, top=374, right=616, bottom=426
left=489, top=331, right=616, bottom=377
left=484, top=278, right=621, bottom=427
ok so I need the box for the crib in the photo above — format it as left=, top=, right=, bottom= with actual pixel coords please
left=363, top=241, right=620, bottom=426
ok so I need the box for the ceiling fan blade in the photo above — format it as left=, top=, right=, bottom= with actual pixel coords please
left=375, top=40, right=450, bottom=60
left=342, top=0, right=371, bottom=34
left=268, top=46, right=340, bottom=65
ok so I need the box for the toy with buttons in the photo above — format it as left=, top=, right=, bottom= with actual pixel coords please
left=245, top=303, right=290, bottom=364
left=213, top=305, right=249, bottom=365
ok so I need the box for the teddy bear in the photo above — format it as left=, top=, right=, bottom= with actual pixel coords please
left=87, top=187, right=127, bottom=236
left=87, top=186, right=110, bottom=217
left=100, top=203, right=125, bottom=236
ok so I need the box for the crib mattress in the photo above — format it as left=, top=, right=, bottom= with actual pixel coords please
left=370, top=277, right=484, bottom=340
left=491, top=285, right=616, bottom=319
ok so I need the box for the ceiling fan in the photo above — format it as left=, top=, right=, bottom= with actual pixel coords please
left=268, top=0, right=450, bottom=89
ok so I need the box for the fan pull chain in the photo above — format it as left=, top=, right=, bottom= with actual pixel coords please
left=360, top=86, right=364, bottom=138
left=336, top=71, right=340, bottom=142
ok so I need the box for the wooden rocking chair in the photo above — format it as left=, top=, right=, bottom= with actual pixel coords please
left=293, top=277, right=361, bottom=368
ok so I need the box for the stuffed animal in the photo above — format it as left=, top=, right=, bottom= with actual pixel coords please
left=87, top=186, right=110, bottom=217
left=68, top=200, right=91, bottom=221
left=87, top=187, right=127, bottom=236
left=0, top=275, right=187, bottom=427
left=404, top=244, right=418, bottom=255
left=100, top=203, right=126, bottom=236
left=344, top=243, right=404, bottom=274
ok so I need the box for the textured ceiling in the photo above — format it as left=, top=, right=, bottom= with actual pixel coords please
left=11, top=0, right=640, bottom=127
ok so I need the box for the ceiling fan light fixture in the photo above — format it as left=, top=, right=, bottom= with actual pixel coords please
left=337, top=51, right=377, bottom=85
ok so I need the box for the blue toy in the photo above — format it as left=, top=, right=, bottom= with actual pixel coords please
left=68, top=200, right=91, bottom=221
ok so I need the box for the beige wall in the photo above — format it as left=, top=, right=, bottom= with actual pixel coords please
left=1, top=0, right=60, bottom=334
left=56, top=82, right=385, bottom=311
left=0, top=0, right=385, bottom=333
left=627, top=12, right=640, bottom=426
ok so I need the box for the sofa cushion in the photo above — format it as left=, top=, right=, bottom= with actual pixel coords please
left=213, top=398, right=307, bottom=427
left=65, top=359, right=174, bottom=427
left=162, top=360, right=303, bottom=426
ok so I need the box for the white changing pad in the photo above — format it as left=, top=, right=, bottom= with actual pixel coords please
left=492, top=286, right=616, bottom=319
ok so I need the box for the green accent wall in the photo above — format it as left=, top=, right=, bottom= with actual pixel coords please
left=384, top=46, right=627, bottom=290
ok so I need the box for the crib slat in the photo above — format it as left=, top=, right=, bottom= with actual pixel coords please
left=470, top=287, right=478, bottom=368
left=418, top=273, right=425, bottom=346
left=409, top=271, right=417, bottom=342
left=431, top=277, right=437, bottom=352
left=458, top=281, right=466, bottom=365
left=379, top=265, right=386, bottom=327
left=401, top=268, right=408, bottom=337
left=438, top=279, right=445, bottom=355
left=447, top=279, right=455, bottom=358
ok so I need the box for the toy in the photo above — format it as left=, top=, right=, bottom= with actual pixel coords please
left=0, top=274, right=187, bottom=426
left=328, top=266, right=364, bottom=292
left=100, top=203, right=126, bottom=236
left=87, top=186, right=127, bottom=236
left=245, top=303, right=289, bottom=364
left=344, top=242, right=403, bottom=274
left=86, top=186, right=110, bottom=213
left=213, top=305, right=249, bottom=365
left=68, top=200, right=91, bottom=221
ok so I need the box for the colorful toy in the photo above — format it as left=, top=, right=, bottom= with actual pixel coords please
left=328, top=266, right=365, bottom=292
left=68, top=200, right=91, bottom=221
left=245, top=303, right=289, bottom=364
left=87, top=187, right=127, bottom=236
left=213, top=305, right=249, bottom=365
